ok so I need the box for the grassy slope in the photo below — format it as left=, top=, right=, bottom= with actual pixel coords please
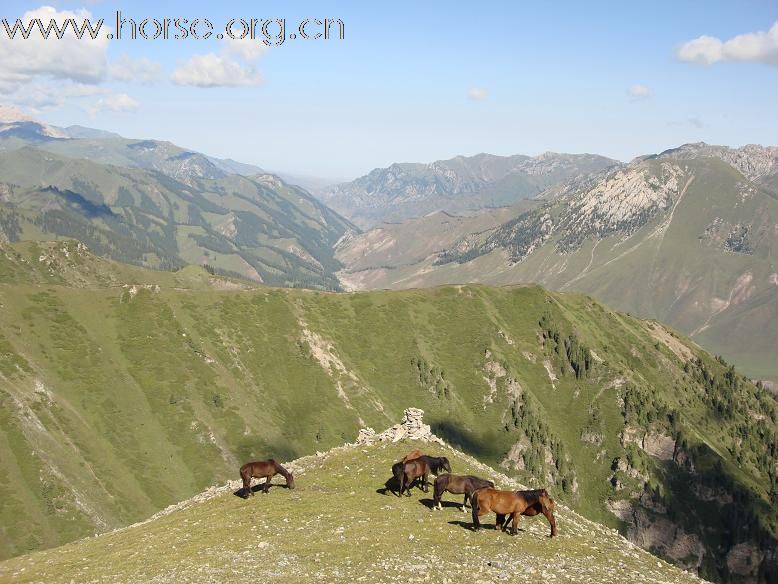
left=0, top=241, right=774, bottom=582
left=0, top=440, right=703, bottom=584
left=336, top=159, right=778, bottom=381
left=0, top=147, right=352, bottom=289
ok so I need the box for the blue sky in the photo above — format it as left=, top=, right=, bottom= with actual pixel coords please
left=1, top=0, right=776, bottom=179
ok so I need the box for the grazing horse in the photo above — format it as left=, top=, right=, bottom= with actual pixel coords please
left=432, top=474, right=494, bottom=511
left=398, top=456, right=452, bottom=497
left=472, top=488, right=557, bottom=537
left=390, top=449, right=426, bottom=492
left=239, top=459, right=295, bottom=497
left=401, top=449, right=424, bottom=463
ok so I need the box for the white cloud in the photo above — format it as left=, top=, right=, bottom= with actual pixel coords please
left=171, top=53, right=261, bottom=87
left=0, top=6, right=154, bottom=113
left=84, top=92, right=140, bottom=115
left=677, top=21, right=778, bottom=66
left=223, top=36, right=267, bottom=62
left=0, top=80, right=104, bottom=110
left=628, top=84, right=651, bottom=99
left=171, top=33, right=268, bottom=88
left=467, top=87, right=488, bottom=100
left=95, top=93, right=140, bottom=112
left=0, top=6, right=109, bottom=84
left=109, top=55, right=162, bottom=84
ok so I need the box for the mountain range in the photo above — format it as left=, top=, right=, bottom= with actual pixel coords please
left=319, top=151, right=619, bottom=228
left=0, top=106, right=353, bottom=290
left=335, top=143, right=778, bottom=382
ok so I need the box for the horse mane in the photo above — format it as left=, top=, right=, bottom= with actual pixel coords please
left=518, top=488, right=549, bottom=505
left=427, top=456, right=449, bottom=472
left=272, top=461, right=292, bottom=480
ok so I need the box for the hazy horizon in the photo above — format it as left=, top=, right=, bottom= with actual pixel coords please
left=1, top=1, right=776, bottom=178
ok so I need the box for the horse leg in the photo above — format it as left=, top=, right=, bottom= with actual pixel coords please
left=263, top=474, right=272, bottom=493
left=510, top=512, right=520, bottom=535
left=462, top=493, right=469, bottom=512
left=241, top=472, right=253, bottom=498
left=495, top=513, right=505, bottom=530
left=544, top=509, right=557, bottom=537
left=398, top=473, right=405, bottom=497
left=422, top=470, right=430, bottom=493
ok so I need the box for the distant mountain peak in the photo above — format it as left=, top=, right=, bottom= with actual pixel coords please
left=0, top=104, right=67, bottom=139
left=320, top=151, right=619, bottom=228
left=659, top=142, right=778, bottom=181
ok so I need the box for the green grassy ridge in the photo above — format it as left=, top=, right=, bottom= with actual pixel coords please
left=337, top=158, right=778, bottom=382
left=0, top=147, right=352, bottom=289
left=0, top=241, right=775, bottom=582
left=0, top=440, right=705, bottom=584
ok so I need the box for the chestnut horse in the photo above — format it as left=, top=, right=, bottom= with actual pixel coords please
left=472, top=488, right=557, bottom=537
left=398, top=456, right=452, bottom=496
left=239, top=459, right=295, bottom=497
left=390, top=450, right=425, bottom=492
left=401, top=449, right=424, bottom=463
left=432, top=474, right=494, bottom=511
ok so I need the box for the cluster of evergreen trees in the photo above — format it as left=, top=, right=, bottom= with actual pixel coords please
left=410, top=356, right=451, bottom=399
left=539, top=310, right=593, bottom=379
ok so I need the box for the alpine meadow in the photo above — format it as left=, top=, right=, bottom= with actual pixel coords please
left=0, top=2, right=777, bottom=584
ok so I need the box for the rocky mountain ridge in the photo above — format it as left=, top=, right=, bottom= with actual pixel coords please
left=319, top=151, right=619, bottom=227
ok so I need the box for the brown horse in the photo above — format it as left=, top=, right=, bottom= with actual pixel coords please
left=239, top=459, right=295, bottom=497
left=472, top=488, right=557, bottom=537
left=398, top=456, right=452, bottom=497
left=432, top=474, right=494, bottom=511
left=390, top=450, right=426, bottom=492
left=401, top=449, right=424, bottom=463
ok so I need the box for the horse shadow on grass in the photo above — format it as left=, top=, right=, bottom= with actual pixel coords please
left=232, top=483, right=293, bottom=499
left=448, top=519, right=526, bottom=533
left=418, top=497, right=462, bottom=510
left=376, top=475, right=429, bottom=497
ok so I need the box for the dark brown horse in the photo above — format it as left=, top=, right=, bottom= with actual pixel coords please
left=472, top=488, right=557, bottom=537
left=239, top=459, right=295, bottom=497
left=390, top=450, right=426, bottom=492
left=397, top=455, right=451, bottom=497
left=432, top=474, right=494, bottom=511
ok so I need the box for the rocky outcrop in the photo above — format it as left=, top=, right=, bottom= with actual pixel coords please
left=608, top=499, right=706, bottom=573
left=355, top=408, right=443, bottom=445
left=659, top=142, right=778, bottom=182
left=620, top=425, right=676, bottom=461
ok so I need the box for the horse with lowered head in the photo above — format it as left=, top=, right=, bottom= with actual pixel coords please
left=240, top=459, right=295, bottom=497
left=472, top=487, right=557, bottom=537
left=396, top=455, right=452, bottom=497
left=433, top=474, right=494, bottom=511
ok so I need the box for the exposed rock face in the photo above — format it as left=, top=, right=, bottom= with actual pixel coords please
left=608, top=500, right=706, bottom=572
left=620, top=425, right=676, bottom=461
left=355, top=408, right=443, bottom=445
left=437, top=159, right=688, bottom=265
left=659, top=142, right=778, bottom=182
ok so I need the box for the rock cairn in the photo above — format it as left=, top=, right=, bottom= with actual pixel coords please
left=356, top=407, right=443, bottom=445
